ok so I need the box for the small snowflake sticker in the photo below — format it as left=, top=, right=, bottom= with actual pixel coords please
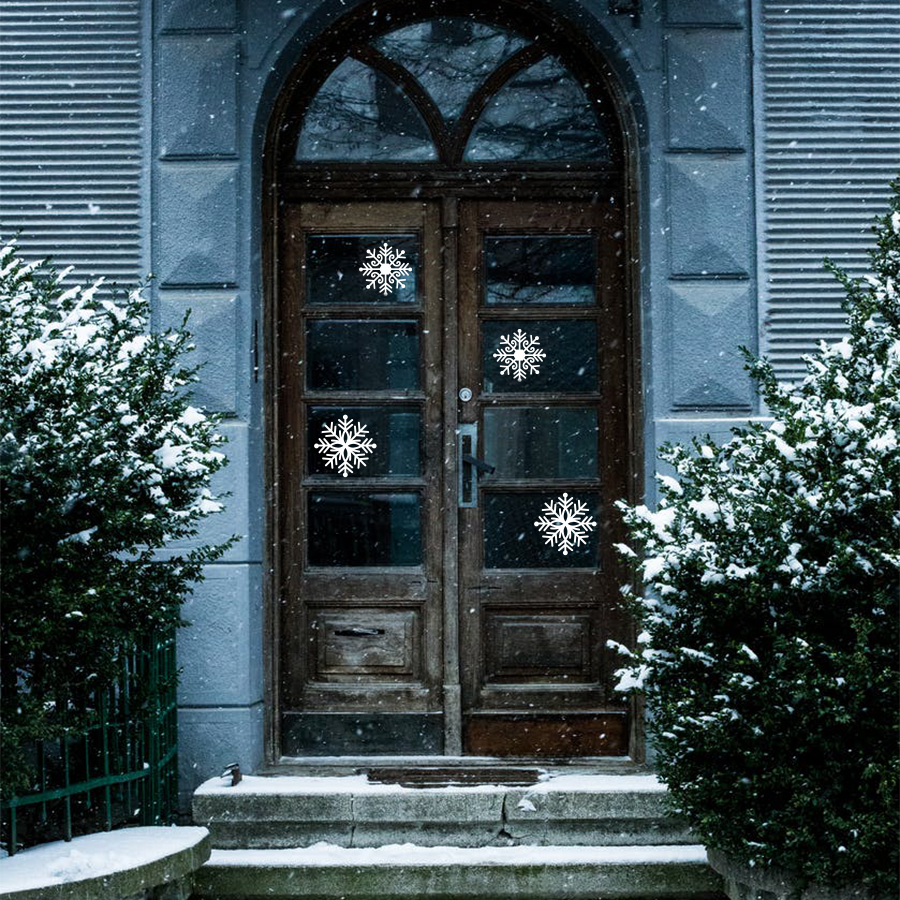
left=315, top=415, right=376, bottom=477
left=493, top=329, right=545, bottom=381
left=359, top=242, right=412, bottom=296
left=535, top=493, right=597, bottom=556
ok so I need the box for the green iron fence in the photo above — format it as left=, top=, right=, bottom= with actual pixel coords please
left=0, top=631, right=178, bottom=856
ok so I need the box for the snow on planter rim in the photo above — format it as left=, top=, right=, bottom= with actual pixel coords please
left=0, top=826, right=209, bottom=895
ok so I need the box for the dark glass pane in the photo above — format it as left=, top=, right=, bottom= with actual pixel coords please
left=307, top=235, right=418, bottom=304
left=309, top=407, right=421, bottom=477
left=484, top=491, right=600, bottom=568
left=296, top=57, right=436, bottom=161
left=308, top=492, right=422, bottom=566
left=482, top=320, right=597, bottom=393
left=484, top=408, right=597, bottom=479
left=464, top=56, right=611, bottom=162
left=485, top=236, right=595, bottom=306
left=373, top=18, right=529, bottom=121
left=307, top=320, right=419, bottom=391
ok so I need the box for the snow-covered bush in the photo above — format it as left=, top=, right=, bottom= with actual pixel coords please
left=0, top=244, right=231, bottom=796
left=613, top=184, right=899, bottom=892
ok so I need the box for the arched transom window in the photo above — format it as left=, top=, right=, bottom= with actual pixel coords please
left=288, top=16, right=621, bottom=166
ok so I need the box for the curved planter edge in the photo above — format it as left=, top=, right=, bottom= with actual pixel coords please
left=0, top=826, right=210, bottom=900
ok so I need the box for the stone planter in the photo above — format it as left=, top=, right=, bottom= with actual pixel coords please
left=0, top=826, right=210, bottom=900
left=707, top=848, right=884, bottom=900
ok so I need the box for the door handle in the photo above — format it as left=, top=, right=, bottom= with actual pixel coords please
left=458, top=424, right=493, bottom=508
left=462, top=453, right=495, bottom=476
left=334, top=627, right=385, bottom=637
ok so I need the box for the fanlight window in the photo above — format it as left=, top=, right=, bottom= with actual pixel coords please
left=294, top=17, right=616, bottom=164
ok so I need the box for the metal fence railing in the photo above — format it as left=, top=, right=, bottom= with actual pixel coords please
left=0, top=631, right=178, bottom=855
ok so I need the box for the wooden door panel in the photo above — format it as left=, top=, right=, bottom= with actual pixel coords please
left=277, top=201, right=444, bottom=755
left=277, top=195, right=635, bottom=759
left=312, top=609, right=421, bottom=677
left=458, top=199, right=632, bottom=757
left=482, top=610, right=598, bottom=684
left=464, top=713, right=629, bottom=757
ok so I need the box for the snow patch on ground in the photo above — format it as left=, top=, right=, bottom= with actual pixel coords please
left=0, top=826, right=208, bottom=892
left=522, top=773, right=665, bottom=793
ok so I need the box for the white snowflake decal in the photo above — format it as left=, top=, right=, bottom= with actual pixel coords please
left=493, top=329, right=546, bottom=382
left=359, top=242, right=412, bottom=296
left=315, top=415, right=376, bottom=477
left=534, top=493, right=597, bottom=556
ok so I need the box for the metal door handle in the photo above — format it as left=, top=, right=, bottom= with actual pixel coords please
left=458, top=424, right=493, bottom=508
left=334, top=627, right=385, bottom=637
left=462, top=453, right=495, bottom=475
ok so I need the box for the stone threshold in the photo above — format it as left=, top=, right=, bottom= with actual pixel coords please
left=196, top=771, right=668, bottom=795
left=265, top=755, right=644, bottom=777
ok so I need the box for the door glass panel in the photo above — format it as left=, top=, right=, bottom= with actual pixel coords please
left=483, top=491, right=601, bottom=568
left=307, top=320, right=419, bottom=391
left=307, top=235, right=418, bottom=305
left=485, top=236, right=595, bottom=306
left=482, top=320, right=597, bottom=393
left=484, top=408, right=597, bottom=479
left=373, top=18, right=529, bottom=122
left=308, top=492, right=422, bottom=566
left=309, top=407, right=421, bottom=477
left=464, top=56, right=612, bottom=162
left=296, top=57, right=437, bottom=162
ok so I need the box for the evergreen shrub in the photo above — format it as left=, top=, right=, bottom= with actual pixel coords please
left=0, top=244, right=232, bottom=796
left=613, top=184, right=900, bottom=892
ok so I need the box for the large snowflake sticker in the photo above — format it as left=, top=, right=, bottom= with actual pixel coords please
left=493, top=329, right=546, bottom=382
left=359, top=242, right=412, bottom=296
left=315, top=415, right=376, bottom=477
left=534, top=493, right=597, bottom=556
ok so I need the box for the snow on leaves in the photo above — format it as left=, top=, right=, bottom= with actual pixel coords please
left=315, top=415, right=376, bottom=477
left=1, top=241, right=232, bottom=786
left=534, top=492, right=597, bottom=555
left=0, top=240, right=228, bottom=536
left=493, top=328, right=545, bottom=381
left=359, top=242, right=412, bottom=296
left=606, top=186, right=900, bottom=884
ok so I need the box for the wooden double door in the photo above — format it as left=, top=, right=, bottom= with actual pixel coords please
left=276, top=197, right=634, bottom=759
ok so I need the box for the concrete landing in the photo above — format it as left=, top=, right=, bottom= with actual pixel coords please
left=193, top=772, right=694, bottom=849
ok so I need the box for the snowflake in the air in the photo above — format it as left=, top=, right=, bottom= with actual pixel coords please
left=315, top=415, right=376, bottom=477
left=534, top=493, right=597, bottom=556
left=359, top=242, right=412, bottom=295
left=493, top=329, right=545, bottom=381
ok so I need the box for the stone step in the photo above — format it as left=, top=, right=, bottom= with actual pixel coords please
left=192, top=842, right=724, bottom=900
left=193, top=773, right=694, bottom=850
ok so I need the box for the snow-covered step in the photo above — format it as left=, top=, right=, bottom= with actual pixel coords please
left=193, top=773, right=694, bottom=850
left=193, top=842, right=723, bottom=899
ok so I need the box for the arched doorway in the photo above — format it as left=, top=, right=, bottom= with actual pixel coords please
left=265, top=4, right=640, bottom=760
